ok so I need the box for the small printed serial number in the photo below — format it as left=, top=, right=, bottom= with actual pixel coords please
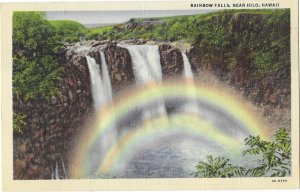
left=272, top=179, right=288, bottom=182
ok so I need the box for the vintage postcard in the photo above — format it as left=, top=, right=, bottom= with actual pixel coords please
left=1, top=0, right=299, bottom=190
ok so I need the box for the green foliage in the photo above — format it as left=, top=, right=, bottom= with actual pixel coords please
left=50, top=20, right=89, bottom=42
left=13, top=113, right=27, bottom=133
left=190, top=155, right=245, bottom=178
left=168, top=21, right=187, bottom=41
left=194, top=9, right=290, bottom=78
left=243, top=128, right=291, bottom=177
left=13, top=11, right=63, bottom=101
left=87, top=25, right=114, bottom=40
left=253, top=50, right=274, bottom=76
left=84, top=9, right=281, bottom=43
left=84, top=9, right=289, bottom=79
left=192, top=128, right=291, bottom=178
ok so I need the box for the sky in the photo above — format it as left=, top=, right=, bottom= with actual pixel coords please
left=46, top=10, right=215, bottom=25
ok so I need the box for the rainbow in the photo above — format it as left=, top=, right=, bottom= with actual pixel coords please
left=70, top=82, right=269, bottom=178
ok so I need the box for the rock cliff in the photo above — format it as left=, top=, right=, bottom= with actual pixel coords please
left=13, top=49, right=93, bottom=179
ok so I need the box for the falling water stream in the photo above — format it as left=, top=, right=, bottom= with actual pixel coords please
left=118, top=44, right=166, bottom=119
left=86, top=51, right=116, bottom=160
left=86, top=51, right=113, bottom=111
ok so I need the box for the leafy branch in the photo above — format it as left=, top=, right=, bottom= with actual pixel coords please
left=191, top=128, right=291, bottom=178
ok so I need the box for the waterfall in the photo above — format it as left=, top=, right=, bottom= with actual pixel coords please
left=86, top=51, right=116, bottom=159
left=86, top=51, right=113, bottom=111
left=100, top=51, right=113, bottom=104
left=118, top=44, right=163, bottom=84
left=86, top=55, right=104, bottom=110
left=182, top=52, right=194, bottom=79
left=55, top=161, right=59, bottom=179
left=181, top=52, right=199, bottom=114
left=118, top=44, right=166, bottom=119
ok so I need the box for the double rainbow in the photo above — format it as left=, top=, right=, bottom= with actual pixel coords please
left=70, top=82, right=269, bottom=178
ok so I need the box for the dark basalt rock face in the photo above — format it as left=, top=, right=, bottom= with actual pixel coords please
left=103, top=43, right=134, bottom=93
left=13, top=49, right=93, bottom=179
left=88, top=51, right=102, bottom=67
left=159, top=44, right=184, bottom=80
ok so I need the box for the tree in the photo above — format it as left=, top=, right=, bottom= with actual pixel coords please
left=192, top=128, right=291, bottom=178
left=13, top=12, right=64, bottom=133
left=243, top=128, right=291, bottom=177
left=190, top=155, right=245, bottom=178
left=13, top=11, right=63, bottom=101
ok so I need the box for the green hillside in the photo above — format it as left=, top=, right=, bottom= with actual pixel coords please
left=49, top=20, right=89, bottom=42
left=85, top=9, right=279, bottom=43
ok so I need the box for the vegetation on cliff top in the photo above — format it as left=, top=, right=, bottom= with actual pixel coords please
left=192, top=9, right=290, bottom=78
left=13, top=12, right=64, bottom=101
left=49, top=9, right=290, bottom=79
left=45, top=9, right=290, bottom=80
left=49, top=20, right=88, bottom=42
left=85, top=9, right=285, bottom=42
left=87, top=9, right=290, bottom=78
left=13, top=12, right=64, bottom=132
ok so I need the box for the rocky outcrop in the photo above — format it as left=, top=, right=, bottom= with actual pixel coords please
left=13, top=49, right=93, bottom=179
left=159, top=44, right=184, bottom=79
left=103, top=43, right=134, bottom=93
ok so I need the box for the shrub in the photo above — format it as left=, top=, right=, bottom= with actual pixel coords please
left=192, top=128, right=291, bottom=178
left=13, top=11, right=63, bottom=101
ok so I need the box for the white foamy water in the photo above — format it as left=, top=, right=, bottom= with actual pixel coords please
left=86, top=51, right=115, bottom=160
left=182, top=52, right=194, bottom=79
left=181, top=52, right=199, bottom=114
left=118, top=44, right=163, bottom=84
left=118, top=44, right=166, bottom=119
left=100, top=51, right=113, bottom=104
left=86, top=55, right=104, bottom=110
left=86, top=52, right=113, bottom=111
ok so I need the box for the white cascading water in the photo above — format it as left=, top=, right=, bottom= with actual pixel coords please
left=182, top=52, right=194, bottom=79
left=86, top=55, right=104, bottom=110
left=86, top=52, right=113, bottom=111
left=98, top=51, right=115, bottom=154
left=118, top=44, right=166, bottom=119
left=86, top=51, right=115, bottom=155
left=118, top=44, right=163, bottom=84
left=181, top=52, right=199, bottom=114
left=99, top=51, right=113, bottom=104
left=55, top=161, right=59, bottom=179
